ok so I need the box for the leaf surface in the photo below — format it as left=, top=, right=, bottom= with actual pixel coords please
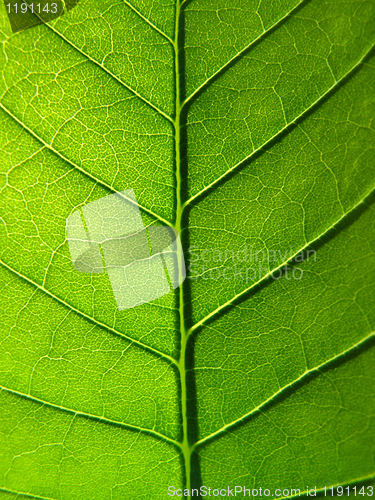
left=0, top=0, right=375, bottom=499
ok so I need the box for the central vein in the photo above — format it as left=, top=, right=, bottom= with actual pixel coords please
left=173, top=0, right=192, bottom=495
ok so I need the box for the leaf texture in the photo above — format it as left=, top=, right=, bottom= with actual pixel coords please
left=0, top=0, right=375, bottom=498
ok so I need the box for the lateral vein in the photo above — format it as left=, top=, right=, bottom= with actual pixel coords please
left=0, top=259, right=178, bottom=367
left=121, top=0, right=174, bottom=45
left=193, top=331, right=375, bottom=449
left=182, top=0, right=307, bottom=107
left=0, top=101, right=173, bottom=228
left=183, top=43, right=375, bottom=210
left=0, top=384, right=182, bottom=449
left=0, top=486, right=58, bottom=500
left=187, top=179, right=375, bottom=335
left=277, top=473, right=375, bottom=500
left=16, top=1, right=174, bottom=124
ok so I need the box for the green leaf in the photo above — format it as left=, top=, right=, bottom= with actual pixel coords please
left=1, top=0, right=375, bottom=499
